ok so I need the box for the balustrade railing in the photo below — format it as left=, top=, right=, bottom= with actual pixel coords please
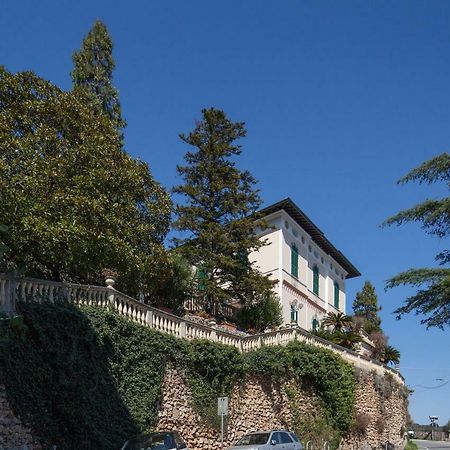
left=0, top=273, right=404, bottom=384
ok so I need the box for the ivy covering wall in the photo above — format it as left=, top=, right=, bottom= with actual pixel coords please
left=0, top=303, right=357, bottom=449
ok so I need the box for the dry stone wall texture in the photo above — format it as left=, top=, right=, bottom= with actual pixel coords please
left=0, top=384, right=41, bottom=450
left=0, top=366, right=407, bottom=450
left=157, top=364, right=408, bottom=450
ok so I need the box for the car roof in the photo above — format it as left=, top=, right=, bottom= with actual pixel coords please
left=246, top=430, right=292, bottom=434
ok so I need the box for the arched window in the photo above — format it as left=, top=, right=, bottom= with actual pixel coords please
left=291, top=244, right=299, bottom=278
left=312, top=318, right=319, bottom=331
left=334, top=282, right=340, bottom=309
left=312, top=265, right=319, bottom=295
left=290, top=305, right=298, bottom=323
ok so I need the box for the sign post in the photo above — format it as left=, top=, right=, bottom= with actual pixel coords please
left=217, top=396, right=229, bottom=450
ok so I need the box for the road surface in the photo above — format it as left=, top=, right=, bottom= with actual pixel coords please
left=413, top=440, right=450, bottom=449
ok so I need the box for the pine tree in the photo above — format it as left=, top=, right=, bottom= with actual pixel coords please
left=383, top=153, right=450, bottom=328
left=173, top=108, right=276, bottom=312
left=71, top=20, right=125, bottom=132
left=352, top=281, right=382, bottom=334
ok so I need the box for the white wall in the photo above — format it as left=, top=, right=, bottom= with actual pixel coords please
left=252, top=210, right=350, bottom=327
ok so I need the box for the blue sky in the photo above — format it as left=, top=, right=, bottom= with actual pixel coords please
left=2, top=0, right=449, bottom=425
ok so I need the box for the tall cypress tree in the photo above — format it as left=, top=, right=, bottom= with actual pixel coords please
left=352, top=281, right=382, bottom=334
left=71, top=20, right=125, bottom=132
left=173, top=108, right=276, bottom=311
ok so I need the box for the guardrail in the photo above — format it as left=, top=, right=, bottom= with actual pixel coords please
left=0, top=273, right=404, bottom=384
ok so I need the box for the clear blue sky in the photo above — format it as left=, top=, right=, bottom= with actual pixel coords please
left=2, top=0, right=449, bottom=425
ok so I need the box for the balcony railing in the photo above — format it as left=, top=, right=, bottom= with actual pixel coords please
left=0, top=273, right=404, bottom=384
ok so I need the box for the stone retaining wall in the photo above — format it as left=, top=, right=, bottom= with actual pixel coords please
left=0, top=384, right=41, bottom=450
left=0, top=365, right=407, bottom=450
left=157, top=364, right=408, bottom=450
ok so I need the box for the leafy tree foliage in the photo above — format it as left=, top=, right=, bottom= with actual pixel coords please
left=0, top=68, right=171, bottom=294
left=173, top=108, right=275, bottom=310
left=71, top=20, right=125, bottom=132
left=151, top=253, right=194, bottom=313
left=352, top=281, right=382, bottom=334
left=383, top=153, right=450, bottom=328
left=236, top=293, right=282, bottom=332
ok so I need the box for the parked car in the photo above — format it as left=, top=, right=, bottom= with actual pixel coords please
left=121, top=431, right=189, bottom=450
left=228, top=430, right=303, bottom=450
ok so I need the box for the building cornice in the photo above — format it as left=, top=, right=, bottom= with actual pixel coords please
left=260, top=198, right=361, bottom=279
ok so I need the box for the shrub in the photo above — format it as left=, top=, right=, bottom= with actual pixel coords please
left=236, top=293, right=282, bottom=332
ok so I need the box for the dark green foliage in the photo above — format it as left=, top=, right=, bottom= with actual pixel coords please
left=0, top=303, right=141, bottom=449
left=72, top=20, right=125, bottom=132
left=0, top=68, right=171, bottom=295
left=383, top=153, right=450, bottom=328
left=184, top=340, right=244, bottom=426
left=236, top=293, right=283, bottom=332
left=321, top=312, right=353, bottom=333
left=379, top=345, right=401, bottom=366
left=150, top=253, right=195, bottom=313
left=285, top=341, right=356, bottom=436
left=352, top=281, right=382, bottom=334
left=0, top=304, right=359, bottom=448
left=245, top=341, right=357, bottom=437
left=173, top=108, right=276, bottom=310
left=312, top=313, right=362, bottom=351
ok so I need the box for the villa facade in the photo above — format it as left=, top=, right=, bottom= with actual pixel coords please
left=250, top=198, right=360, bottom=331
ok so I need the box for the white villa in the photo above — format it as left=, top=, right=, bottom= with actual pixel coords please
left=251, top=198, right=360, bottom=331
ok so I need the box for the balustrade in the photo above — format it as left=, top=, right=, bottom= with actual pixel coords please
left=0, top=273, right=403, bottom=385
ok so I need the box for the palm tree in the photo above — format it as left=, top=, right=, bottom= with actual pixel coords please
left=322, top=312, right=353, bottom=333
left=331, top=330, right=363, bottom=350
left=379, top=345, right=401, bottom=366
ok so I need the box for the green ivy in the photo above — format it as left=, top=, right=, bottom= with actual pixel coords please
left=0, top=304, right=357, bottom=449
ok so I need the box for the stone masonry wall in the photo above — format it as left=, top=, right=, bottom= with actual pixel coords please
left=157, top=364, right=408, bottom=450
left=0, top=365, right=407, bottom=450
left=0, top=384, right=41, bottom=450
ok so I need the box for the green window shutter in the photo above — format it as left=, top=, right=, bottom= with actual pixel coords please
left=237, top=250, right=249, bottom=269
left=312, top=318, right=319, bottom=331
left=334, top=282, right=340, bottom=309
left=291, top=245, right=299, bottom=278
left=313, top=266, right=319, bottom=295
left=196, top=266, right=207, bottom=291
left=290, top=305, right=298, bottom=323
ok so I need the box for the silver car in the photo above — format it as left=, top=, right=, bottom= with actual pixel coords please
left=228, top=430, right=303, bottom=450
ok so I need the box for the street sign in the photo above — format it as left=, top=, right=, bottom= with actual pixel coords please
left=217, top=396, right=228, bottom=416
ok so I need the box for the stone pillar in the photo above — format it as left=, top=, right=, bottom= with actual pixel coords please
left=105, top=276, right=116, bottom=311
left=179, top=321, right=187, bottom=338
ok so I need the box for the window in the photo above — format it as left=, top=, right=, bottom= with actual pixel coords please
left=196, top=266, right=207, bottom=291
left=237, top=250, right=249, bottom=270
left=334, top=282, right=340, bottom=309
left=312, top=265, right=319, bottom=295
left=280, top=433, right=293, bottom=444
left=236, top=434, right=270, bottom=446
left=291, top=244, right=299, bottom=278
left=312, top=318, right=319, bottom=331
left=290, top=305, right=298, bottom=323
left=271, top=433, right=283, bottom=445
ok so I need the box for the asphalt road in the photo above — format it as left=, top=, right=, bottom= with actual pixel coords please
left=413, top=440, right=450, bottom=449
